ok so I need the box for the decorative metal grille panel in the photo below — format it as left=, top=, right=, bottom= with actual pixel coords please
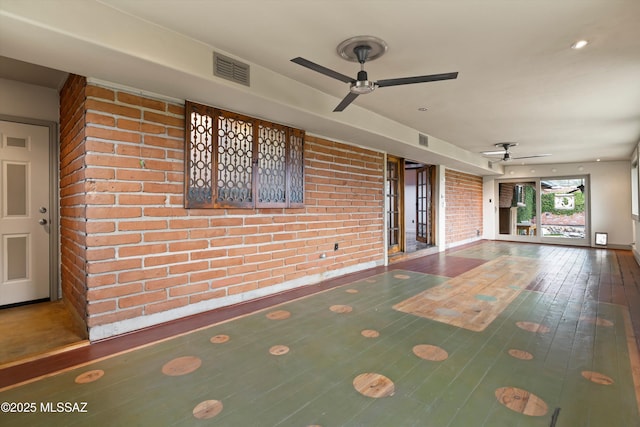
left=185, top=101, right=305, bottom=209
left=187, top=108, right=213, bottom=207
left=289, top=130, right=304, bottom=205
left=257, top=125, right=287, bottom=205
left=216, top=113, right=254, bottom=207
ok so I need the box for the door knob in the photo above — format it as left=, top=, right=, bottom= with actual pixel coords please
left=39, top=219, right=48, bottom=225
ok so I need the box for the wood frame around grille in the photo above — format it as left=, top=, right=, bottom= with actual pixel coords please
left=184, top=101, right=305, bottom=209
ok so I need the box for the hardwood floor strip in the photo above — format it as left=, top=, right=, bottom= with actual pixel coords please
left=622, top=306, right=640, bottom=417
left=394, top=256, right=540, bottom=331
left=1, top=241, right=639, bottom=426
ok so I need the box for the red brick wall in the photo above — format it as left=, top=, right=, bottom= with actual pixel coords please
left=445, top=169, right=483, bottom=245
left=59, top=75, right=88, bottom=328
left=60, top=79, right=384, bottom=337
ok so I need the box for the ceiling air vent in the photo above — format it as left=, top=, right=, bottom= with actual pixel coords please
left=418, top=134, right=429, bottom=147
left=213, top=52, right=250, bottom=86
left=488, top=161, right=493, bottom=169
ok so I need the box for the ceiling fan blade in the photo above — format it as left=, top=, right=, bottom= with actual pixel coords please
left=333, top=92, right=359, bottom=112
left=567, top=184, right=585, bottom=193
left=481, top=150, right=508, bottom=156
left=376, top=72, right=458, bottom=88
left=291, top=57, right=354, bottom=84
left=510, top=154, right=552, bottom=160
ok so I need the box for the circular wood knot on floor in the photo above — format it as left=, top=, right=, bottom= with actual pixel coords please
left=75, top=369, right=105, bottom=384
left=162, top=356, right=202, bottom=376
left=582, top=371, right=614, bottom=385
left=361, top=329, right=380, bottom=338
left=353, top=373, right=395, bottom=398
left=495, top=386, right=548, bottom=417
left=210, top=334, right=230, bottom=344
left=266, top=310, right=291, bottom=320
left=413, top=344, right=448, bottom=361
left=508, top=349, right=534, bottom=360
left=516, top=321, right=550, bottom=334
left=330, top=305, right=353, bottom=314
left=581, top=316, right=614, bottom=327
left=269, top=345, right=290, bottom=356
left=192, top=400, right=223, bottom=419
left=345, top=289, right=359, bottom=294
left=394, top=274, right=411, bottom=279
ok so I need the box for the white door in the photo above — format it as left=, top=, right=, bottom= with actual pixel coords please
left=0, top=121, right=50, bottom=306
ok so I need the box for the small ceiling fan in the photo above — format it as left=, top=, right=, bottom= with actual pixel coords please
left=567, top=184, right=585, bottom=193
left=291, top=36, right=458, bottom=112
left=482, top=143, right=551, bottom=162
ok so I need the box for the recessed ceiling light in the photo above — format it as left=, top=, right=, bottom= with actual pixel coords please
left=417, top=107, right=428, bottom=111
left=571, top=40, right=589, bottom=49
left=596, top=158, right=601, bottom=162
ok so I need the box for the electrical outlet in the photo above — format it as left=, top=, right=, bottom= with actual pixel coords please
left=334, top=243, right=339, bottom=251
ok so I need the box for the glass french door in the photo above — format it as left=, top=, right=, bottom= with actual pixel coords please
left=387, top=156, right=403, bottom=254
left=498, top=181, right=538, bottom=240
left=496, top=176, right=589, bottom=246
left=540, top=177, right=588, bottom=245
left=416, top=165, right=435, bottom=245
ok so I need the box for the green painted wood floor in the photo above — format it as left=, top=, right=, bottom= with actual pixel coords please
left=1, top=264, right=638, bottom=426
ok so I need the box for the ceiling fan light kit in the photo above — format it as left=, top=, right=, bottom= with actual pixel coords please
left=291, top=35, right=458, bottom=112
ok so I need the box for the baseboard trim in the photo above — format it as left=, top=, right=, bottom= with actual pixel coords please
left=88, top=260, right=383, bottom=341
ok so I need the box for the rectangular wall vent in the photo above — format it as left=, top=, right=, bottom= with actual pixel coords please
left=213, top=52, right=250, bottom=86
left=418, top=134, right=429, bottom=147
left=488, top=161, right=493, bottom=169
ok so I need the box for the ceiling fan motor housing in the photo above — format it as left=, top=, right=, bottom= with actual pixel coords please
left=350, top=79, right=376, bottom=94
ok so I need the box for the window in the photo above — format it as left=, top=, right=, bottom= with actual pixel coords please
left=632, top=146, right=639, bottom=220
left=185, top=101, right=304, bottom=208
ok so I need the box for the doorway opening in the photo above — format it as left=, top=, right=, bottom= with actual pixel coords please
left=496, top=176, right=589, bottom=246
left=387, top=156, right=437, bottom=261
left=0, top=117, right=87, bottom=366
left=405, top=161, right=436, bottom=253
left=498, top=181, right=537, bottom=239
left=540, top=177, right=588, bottom=244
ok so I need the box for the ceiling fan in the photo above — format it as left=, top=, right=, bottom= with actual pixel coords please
left=567, top=184, right=585, bottom=193
left=291, top=36, right=458, bottom=112
left=482, top=143, right=551, bottom=162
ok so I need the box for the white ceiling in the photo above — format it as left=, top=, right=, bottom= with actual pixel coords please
left=1, top=0, right=639, bottom=173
